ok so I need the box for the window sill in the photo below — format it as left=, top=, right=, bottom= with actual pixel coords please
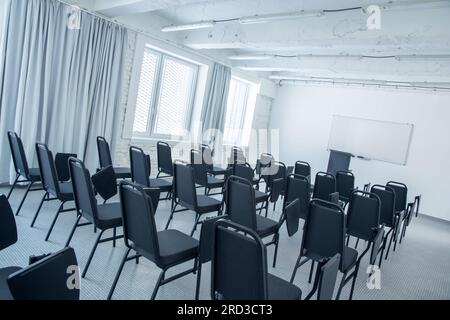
left=130, top=135, right=193, bottom=145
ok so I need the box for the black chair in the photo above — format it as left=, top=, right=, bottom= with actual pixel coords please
left=211, top=219, right=302, bottom=300
left=65, top=158, right=124, bottom=278
left=166, top=161, right=222, bottom=236
left=233, top=163, right=269, bottom=215
left=370, top=185, right=402, bottom=265
left=0, top=195, right=21, bottom=300
left=399, top=201, right=416, bottom=244
left=156, top=141, right=173, bottom=178
left=414, top=194, right=422, bottom=218
left=343, top=191, right=383, bottom=298
left=305, top=254, right=341, bottom=300
left=386, top=181, right=408, bottom=214
left=108, top=181, right=199, bottom=300
left=226, top=176, right=283, bottom=268
left=313, top=172, right=336, bottom=201
left=6, top=132, right=43, bottom=215
left=130, top=146, right=171, bottom=202
left=191, top=149, right=224, bottom=196
left=97, top=136, right=131, bottom=179
left=283, top=174, right=310, bottom=222
left=201, top=144, right=227, bottom=176
left=7, top=247, right=80, bottom=300
left=290, top=199, right=359, bottom=300
left=294, top=161, right=311, bottom=179
left=264, top=161, right=287, bottom=211
left=336, top=170, right=355, bottom=203
left=32, top=143, right=76, bottom=242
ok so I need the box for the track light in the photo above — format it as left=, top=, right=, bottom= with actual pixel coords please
left=161, top=21, right=216, bottom=32
left=239, top=10, right=324, bottom=24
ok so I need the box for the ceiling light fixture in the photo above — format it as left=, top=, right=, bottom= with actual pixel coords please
left=161, top=21, right=216, bottom=32
left=239, top=10, right=324, bottom=24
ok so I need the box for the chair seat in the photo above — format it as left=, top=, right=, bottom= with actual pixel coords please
left=149, top=178, right=172, bottom=192
left=207, top=176, right=225, bottom=189
left=255, top=190, right=269, bottom=203
left=96, top=203, right=123, bottom=230
left=58, top=182, right=75, bottom=202
left=113, top=167, right=131, bottom=179
left=157, top=230, right=199, bottom=267
left=0, top=266, right=21, bottom=300
left=341, top=246, right=358, bottom=272
left=28, top=168, right=42, bottom=182
left=256, top=215, right=278, bottom=238
left=267, top=273, right=302, bottom=300
left=197, top=195, right=222, bottom=214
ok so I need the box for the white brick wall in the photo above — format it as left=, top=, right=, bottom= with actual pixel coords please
left=112, top=30, right=275, bottom=174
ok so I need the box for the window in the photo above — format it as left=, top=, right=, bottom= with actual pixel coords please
left=223, top=76, right=259, bottom=146
left=132, top=46, right=199, bottom=139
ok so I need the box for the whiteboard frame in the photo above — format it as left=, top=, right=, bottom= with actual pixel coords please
left=327, top=115, right=414, bottom=166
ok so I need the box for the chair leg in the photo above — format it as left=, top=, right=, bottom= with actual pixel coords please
left=335, top=272, right=348, bottom=300
left=308, top=261, right=315, bottom=284
left=349, top=266, right=360, bottom=300
left=355, top=238, right=360, bottom=249
left=290, top=254, right=302, bottom=283
left=195, top=264, right=202, bottom=300
left=190, top=213, right=201, bottom=237
left=31, top=192, right=48, bottom=227
left=15, top=181, right=34, bottom=216
left=151, top=268, right=167, bottom=300
left=265, top=200, right=269, bottom=218
left=45, top=201, right=65, bottom=241
left=113, top=227, right=117, bottom=248
left=6, top=174, right=20, bottom=199
left=378, top=235, right=387, bottom=268
left=82, top=230, right=104, bottom=278
left=107, top=248, right=131, bottom=300
left=272, top=234, right=280, bottom=268
left=385, top=230, right=395, bottom=260
left=165, top=203, right=177, bottom=230
left=346, top=235, right=350, bottom=246
left=65, top=214, right=82, bottom=247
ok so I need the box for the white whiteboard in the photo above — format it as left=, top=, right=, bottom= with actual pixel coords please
left=328, top=115, right=414, bottom=165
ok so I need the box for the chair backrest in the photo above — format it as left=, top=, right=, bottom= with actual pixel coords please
left=36, top=143, right=61, bottom=197
left=7, top=247, right=80, bottom=300
left=233, top=163, right=254, bottom=183
left=301, top=199, right=345, bottom=266
left=229, top=146, right=246, bottom=165
left=371, top=185, right=396, bottom=228
left=191, top=149, right=207, bottom=186
left=294, top=161, right=311, bottom=178
left=157, top=141, right=173, bottom=176
left=91, top=166, right=118, bottom=202
left=0, top=195, right=18, bottom=251
left=211, top=220, right=268, bottom=300
left=317, top=254, right=341, bottom=300
left=284, top=174, right=310, bottom=221
left=173, top=161, right=198, bottom=210
left=130, top=146, right=150, bottom=187
left=7, top=132, right=31, bottom=178
left=266, top=161, right=286, bottom=190
left=97, top=136, right=113, bottom=168
left=346, top=191, right=381, bottom=241
left=225, top=176, right=257, bottom=230
left=336, top=170, right=355, bottom=201
left=313, top=172, right=336, bottom=201
left=68, top=158, right=99, bottom=226
left=55, top=153, right=77, bottom=182
left=201, top=144, right=215, bottom=172
left=386, top=181, right=408, bottom=212
left=119, top=181, right=160, bottom=261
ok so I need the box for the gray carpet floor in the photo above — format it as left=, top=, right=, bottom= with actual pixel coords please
left=1, top=185, right=449, bottom=300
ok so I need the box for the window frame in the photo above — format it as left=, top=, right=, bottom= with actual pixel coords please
left=132, top=46, right=199, bottom=140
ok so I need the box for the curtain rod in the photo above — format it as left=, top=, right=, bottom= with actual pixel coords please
left=56, top=0, right=233, bottom=68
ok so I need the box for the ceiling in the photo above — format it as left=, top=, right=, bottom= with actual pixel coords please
left=65, top=0, right=450, bottom=86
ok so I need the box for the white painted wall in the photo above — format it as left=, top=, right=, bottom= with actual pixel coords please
left=0, top=0, right=7, bottom=45
left=269, top=84, right=450, bottom=221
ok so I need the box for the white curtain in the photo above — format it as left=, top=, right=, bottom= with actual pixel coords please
left=0, top=0, right=128, bottom=183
